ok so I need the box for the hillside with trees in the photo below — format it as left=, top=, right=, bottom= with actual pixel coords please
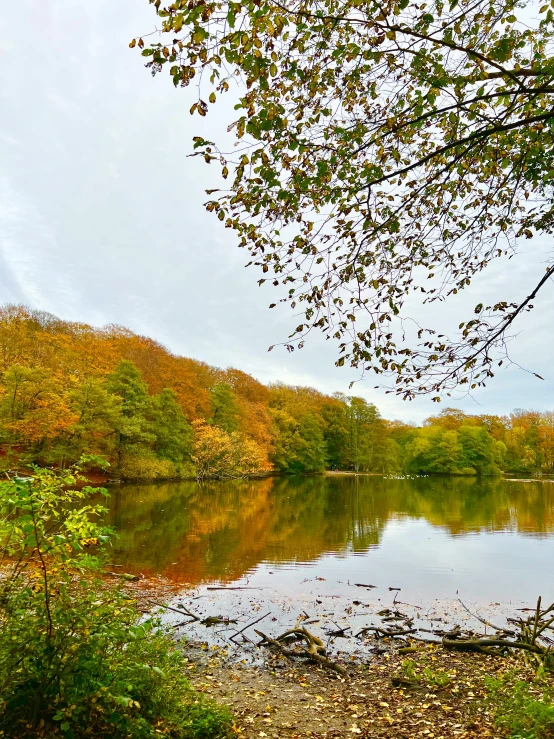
left=0, top=305, right=552, bottom=479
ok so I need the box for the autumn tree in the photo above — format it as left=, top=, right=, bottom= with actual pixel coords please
left=0, top=366, right=76, bottom=464
left=192, top=420, right=269, bottom=478
left=135, top=0, right=554, bottom=398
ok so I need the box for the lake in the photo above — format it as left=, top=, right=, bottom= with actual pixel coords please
left=104, top=473, right=554, bottom=607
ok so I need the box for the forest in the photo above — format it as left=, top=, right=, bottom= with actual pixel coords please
left=0, top=304, right=553, bottom=480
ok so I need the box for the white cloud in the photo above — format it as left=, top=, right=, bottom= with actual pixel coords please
left=0, top=0, right=552, bottom=423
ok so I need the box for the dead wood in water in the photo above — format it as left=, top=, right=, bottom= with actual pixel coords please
left=255, top=623, right=348, bottom=677
left=229, top=612, right=271, bottom=644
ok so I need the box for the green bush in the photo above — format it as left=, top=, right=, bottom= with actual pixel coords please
left=486, top=672, right=554, bottom=739
left=0, top=461, right=232, bottom=738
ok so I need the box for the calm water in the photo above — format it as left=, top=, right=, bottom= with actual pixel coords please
left=104, top=474, right=554, bottom=605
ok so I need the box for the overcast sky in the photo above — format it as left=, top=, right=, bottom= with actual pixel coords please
left=1, top=0, right=553, bottom=423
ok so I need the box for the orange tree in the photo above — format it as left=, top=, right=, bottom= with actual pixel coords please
left=133, top=0, right=554, bottom=398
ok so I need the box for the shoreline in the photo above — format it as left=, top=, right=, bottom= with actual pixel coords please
left=124, top=576, right=552, bottom=738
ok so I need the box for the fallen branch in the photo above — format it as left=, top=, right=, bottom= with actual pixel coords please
left=356, top=626, right=417, bottom=639
left=229, top=612, right=270, bottom=643
left=255, top=626, right=348, bottom=676
left=442, top=637, right=547, bottom=655
left=106, top=571, right=139, bottom=582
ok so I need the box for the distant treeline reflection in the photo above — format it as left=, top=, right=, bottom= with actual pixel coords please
left=104, top=475, right=554, bottom=583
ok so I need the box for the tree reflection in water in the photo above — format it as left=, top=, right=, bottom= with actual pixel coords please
left=102, top=475, right=554, bottom=586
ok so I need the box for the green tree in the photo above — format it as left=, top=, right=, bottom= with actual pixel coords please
left=210, top=382, right=239, bottom=433
left=346, top=397, right=383, bottom=472
left=376, top=437, right=403, bottom=475
left=405, top=427, right=463, bottom=475
left=458, top=425, right=503, bottom=475
left=105, top=361, right=154, bottom=467
left=295, top=413, right=327, bottom=473
left=320, top=399, right=349, bottom=469
left=136, top=0, right=554, bottom=397
left=151, top=387, right=193, bottom=465
left=270, top=409, right=327, bottom=473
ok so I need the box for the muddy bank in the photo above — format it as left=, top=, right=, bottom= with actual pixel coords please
left=186, top=644, right=512, bottom=738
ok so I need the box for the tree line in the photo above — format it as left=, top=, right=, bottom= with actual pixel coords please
left=0, top=305, right=551, bottom=479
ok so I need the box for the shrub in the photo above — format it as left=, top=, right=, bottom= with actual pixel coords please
left=119, top=452, right=178, bottom=480
left=0, top=461, right=232, bottom=738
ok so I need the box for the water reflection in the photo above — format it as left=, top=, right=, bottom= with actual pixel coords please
left=104, top=474, right=554, bottom=584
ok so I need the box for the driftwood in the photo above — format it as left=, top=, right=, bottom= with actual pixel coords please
left=255, top=622, right=348, bottom=676
left=442, top=637, right=545, bottom=655
left=441, top=597, right=554, bottom=667
left=356, top=624, right=417, bottom=638
left=349, top=596, right=554, bottom=669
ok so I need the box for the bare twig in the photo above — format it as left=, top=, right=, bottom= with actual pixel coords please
left=229, top=612, right=271, bottom=643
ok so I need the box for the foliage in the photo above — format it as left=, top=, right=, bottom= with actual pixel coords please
left=345, top=397, right=385, bottom=472
left=486, top=672, right=554, bottom=739
left=118, top=452, right=180, bottom=480
left=270, top=410, right=327, bottom=473
left=3, top=305, right=554, bottom=478
left=134, top=0, right=554, bottom=398
left=0, top=463, right=233, bottom=738
left=151, top=387, right=194, bottom=465
left=192, top=420, right=270, bottom=479
left=210, top=382, right=240, bottom=433
left=106, top=360, right=156, bottom=466
left=405, top=423, right=505, bottom=475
